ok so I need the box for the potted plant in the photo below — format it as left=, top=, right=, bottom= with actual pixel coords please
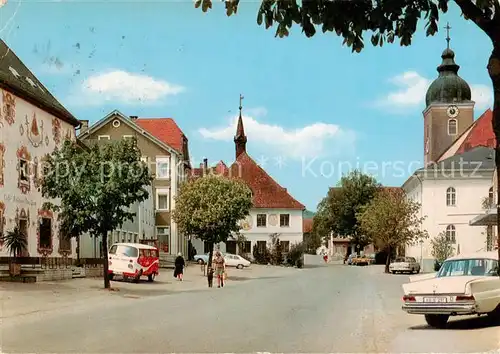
left=1, top=227, right=28, bottom=276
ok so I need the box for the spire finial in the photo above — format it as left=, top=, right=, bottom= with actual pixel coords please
left=239, top=94, right=244, bottom=115
left=444, top=22, right=451, bottom=49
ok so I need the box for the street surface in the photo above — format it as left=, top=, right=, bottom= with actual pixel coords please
left=2, top=264, right=499, bottom=353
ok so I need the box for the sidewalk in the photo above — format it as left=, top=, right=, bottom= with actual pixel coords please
left=0, top=264, right=298, bottom=319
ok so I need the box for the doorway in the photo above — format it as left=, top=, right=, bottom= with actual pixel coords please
left=18, top=218, right=28, bottom=256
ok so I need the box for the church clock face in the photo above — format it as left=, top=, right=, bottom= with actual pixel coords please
left=447, top=105, right=459, bottom=118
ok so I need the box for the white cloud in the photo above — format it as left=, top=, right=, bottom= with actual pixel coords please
left=68, top=70, right=185, bottom=106
left=198, top=110, right=356, bottom=159
left=376, top=71, right=492, bottom=111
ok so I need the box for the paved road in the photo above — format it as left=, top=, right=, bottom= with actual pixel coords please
left=2, top=265, right=499, bottom=353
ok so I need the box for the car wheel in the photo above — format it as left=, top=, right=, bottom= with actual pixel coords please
left=487, top=305, right=500, bottom=322
left=237, top=264, right=243, bottom=269
left=424, top=314, right=449, bottom=328
left=197, top=259, right=204, bottom=265
left=147, top=274, right=155, bottom=282
left=415, top=269, right=420, bottom=274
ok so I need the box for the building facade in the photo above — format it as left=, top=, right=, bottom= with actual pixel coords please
left=403, top=39, right=496, bottom=271
left=191, top=108, right=305, bottom=258
left=0, top=39, right=80, bottom=260
left=78, top=110, right=191, bottom=256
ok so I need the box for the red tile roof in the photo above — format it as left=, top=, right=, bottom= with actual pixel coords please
left=455, top=109, right=495, bottom=154
left=192, top=161, right=228, bottom=178
left=135, top=118, right=185, bottom=153
left=227, top=152, right=305, bottom=210
left=303, top=218, right=313, bottom=233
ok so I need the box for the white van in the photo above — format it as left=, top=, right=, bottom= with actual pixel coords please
left=108, top=243, right=159, bottom=282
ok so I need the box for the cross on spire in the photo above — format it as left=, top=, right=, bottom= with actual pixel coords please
left=444, top=22, right=451, bottom=49
left=239, top=94, right=244, bottom=115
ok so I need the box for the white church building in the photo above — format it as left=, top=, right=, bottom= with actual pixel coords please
left=402, top=43, right=496, bottom=272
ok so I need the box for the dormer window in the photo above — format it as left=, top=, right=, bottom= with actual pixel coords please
left=448, top=119, right=457, bottom=135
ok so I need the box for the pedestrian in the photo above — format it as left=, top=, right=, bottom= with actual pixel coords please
left=212, top=251, right=225, bottom=288
left=207, top=265, right=214, bottom=287
left=173, top=252, right=185, bottom=281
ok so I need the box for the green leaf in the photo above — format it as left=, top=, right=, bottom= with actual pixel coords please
left=194, top=0, right=201, bottom=8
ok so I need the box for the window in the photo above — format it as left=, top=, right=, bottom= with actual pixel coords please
left=98, top=135, right=110, bottom=140
left=281, top=241, right=290, bottom=253
left=0, top=208, right=4, bottom=240
left=156, top=157, right=170, bottom=179
left=117, top=245, right=138, bottom=257
left=241, top=241, right=251, bottom=253
left=256, top=214, right=267, bottom=227
left=59, top=230, right=71, bottom=251
left=257, top=241, right=267, bottom=253
left=448, top=119, right=457, bottom=135
left=109, top=245, right=118, bottom=254
left=19, top=159, right=28, bottom=183
left=157, top=189, right=170, bottom=210
left=489, top=187, right=494, bottom=206
left=438, top=258, right=498, bottom=277
left=280, top=214, right=290, bottom=227
left=39, top=217, right=52, bottom=249
left=445, top=224, right=456, bottom=243
left=446, top=187, right=456, bottom=206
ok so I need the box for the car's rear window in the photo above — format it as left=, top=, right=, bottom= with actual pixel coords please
left=395, top=257, right=405, bottom=262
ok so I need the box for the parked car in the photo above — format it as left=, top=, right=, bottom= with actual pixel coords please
left=224, top=253, right=251, bottom=269
left=346, top=253, right=357, bottom=265
left=401, top=251, right=500, bottom=328
left=194, top=253, right=210, bottom=264
left=352, top=254, right=371, bottom=266
left=389, top=256, right=420, bottom=274
left=108, top=243, right=159, bottom=282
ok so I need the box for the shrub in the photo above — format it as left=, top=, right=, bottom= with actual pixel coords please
left=287, top=242, right=305, bottom=267
left=252, top=244, right=269, bottom=264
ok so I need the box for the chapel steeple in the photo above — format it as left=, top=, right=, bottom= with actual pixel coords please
left=234, top=94, right=247, bottom=159
left=423, top=23, right=474, bottom=166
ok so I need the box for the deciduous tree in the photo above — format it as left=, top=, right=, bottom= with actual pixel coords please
left=42, top=139, right=153, bottom=289
left=430, top=231, right=455, bottom=263
left=172, top=174, right=253, bottom=273
left=199, top=0, right=500, bottom=269
left=318, top=170, right=380, bottom=251
left=358, top=188, right=428, bottom=273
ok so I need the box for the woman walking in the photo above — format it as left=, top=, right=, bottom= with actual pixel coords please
left=212, top=251, right=226, bottom=288
left=174, top=252, right=185, bottom=281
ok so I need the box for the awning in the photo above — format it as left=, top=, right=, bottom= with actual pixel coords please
left=469, top=208, right=497, bottom=226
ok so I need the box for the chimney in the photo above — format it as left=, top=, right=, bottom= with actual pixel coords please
left=79, top=120, right=89, bottom=132
left=203, top=158, right=208, bottom=175
left=130, top=115, right=138, bottom=121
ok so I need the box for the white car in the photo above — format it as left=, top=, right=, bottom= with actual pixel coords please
left=390, top=256, right=421, bottom=274
left=224, top=253, right=251, bottom=269
left=401, top=251, right=500, bottom=328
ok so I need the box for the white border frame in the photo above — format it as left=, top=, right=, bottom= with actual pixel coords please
left=98, top=135, right=110, bottom=140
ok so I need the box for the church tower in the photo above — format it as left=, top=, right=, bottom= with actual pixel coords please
left=234, top=94, right=247, bottom=159
left=423, top=23, right=474, bottom=165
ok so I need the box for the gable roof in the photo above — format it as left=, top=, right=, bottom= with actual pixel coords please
left=435, top=145, right=494, bottom=171
left=78, top=110, right=179, bottom=156
left=0, top=39, right=79, bottom=126
left=227, top=151, right=305, bottom=210
left=135, top=118, right=186, bottom=154
left=437, top=109, right=494, bottom=162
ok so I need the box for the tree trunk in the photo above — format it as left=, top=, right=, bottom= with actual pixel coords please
left=487, top=46, right=500, bottom=275
left=206, top=241, right=214, bottom=285
left=385, top=246, right=391, bottom=273
left=76, top=235, right=80, bottom=264
left=102, top=231, right=110, bottom=289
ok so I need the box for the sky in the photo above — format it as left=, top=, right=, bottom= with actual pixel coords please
left=0, top=0, right=494, bottom=211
